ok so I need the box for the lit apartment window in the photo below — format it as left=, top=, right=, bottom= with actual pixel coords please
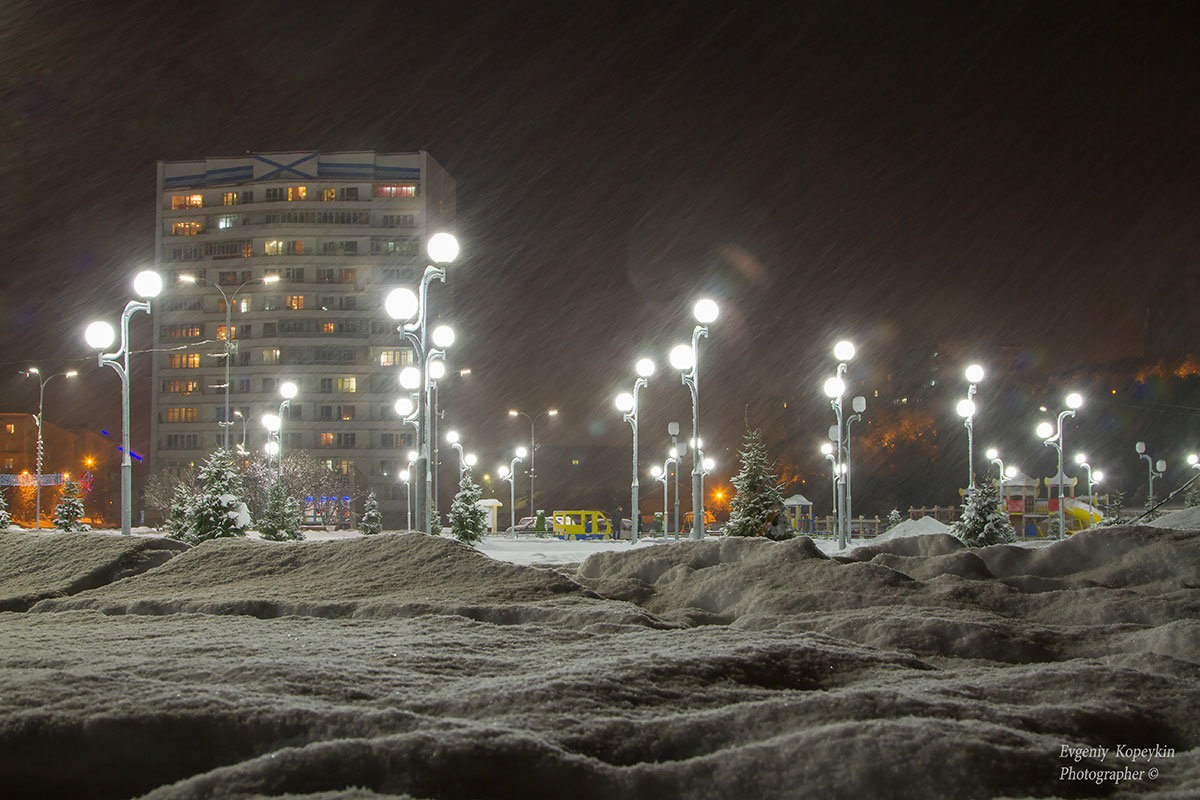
left=289, top=186, right=307, bottom=201
left=163, top=325, right=202, bottom=339
left=166, top=408, right=199, bottom=423
left=218, top=298, right=251, bottom=314
left=171, top=221, right=202, bottom=236
left=222, top=192, right=238, bottom=206
left=168, top=353, right=200, bottom=369
left=4, top=423, right=14, bottom=434
left=240, top=241, right=253, bottom=258
left=285, top=295, right=304, bottom=310
left=323, top=188, right=336, bottom=202
left=286, top=241, right=305, bottom=255
left=374, top=184, right=417, bottom=198
left=319, top=432, right=334, bottom=448
left=339, top=269, right=356, bottom=283
left=218, top=215, right=237, bottom=229
left=216, top=325, right=237, bottom=340
left=322, top=322, right=335, bottom=334
left=337, top=377, right=356, bottom=393
left=164, top=380, right=198, bottom=394
left=336, top=459, right=354, bottom=474
left=266, top=240, right=284, bottom=256
left=171, top=194, right=204, bottom=209
left=340, top=406, right=355, bottom=421
left=263, top=349, right=280, bottom=364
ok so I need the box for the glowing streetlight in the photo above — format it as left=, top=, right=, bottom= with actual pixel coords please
left=1038, top=391, right=1083, bottom=539
left=508, top=409, right=557, bottom=516
left=673, top=299, right=719, bottom=539
left=826, top=339, right=856, bottom=548
left=617, top=357, right=654, bottom=544
left=1134, top=441, right=1165, bottom=509
left=84, top=269, right=160, bottom=535
left=987, top=447, right=1006, bottom=495
left=274, top=381, right=297, bottom=482
left=501, top=447, right=525, bottom=535
left=821, top=442, right=837, bottom=533
left=20, top=367, right=78, bottom=529
left=959, top=364, right=984, bottom=493
left=1074, top=453, right=1101, bottom=528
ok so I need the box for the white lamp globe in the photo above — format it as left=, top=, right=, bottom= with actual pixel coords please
left=385, top=288, right=419, bottom=321
left=1036, top=422, right=1054, bottom=439
left=84, top=321, right=115, bottom=350
left=964, top=364, right=984, bottom=384
left=515, top=446, right=528, bottom=458
left=1005, top=466, right=1018, bottom=479
left=399, top=367, right=421, bottom=390
left=446, top=430, right=460, bottom=444
left=703, top=457, right=715, bottom=471
left=498, top=465, right=510, bottom=479
left=133, top=270, right=163, bottom=299
left=823, top=376, right=845, bottom=399
left=669, top=344, right=695, bottom=371
left=407, top=450, right=419, bottom=462
left=986, top=448, right=998, bottom=460
left=615, top=392, right=634, bottom=413
left=820, top=442, right=834, bottom=456
left=1189, top=454, right=1199, bottom=466
left=428, top=360, right=447, bottom=381
left=264, top=441, right=279, bottom=456
left=465, top=453, right=478, bottom=467
left=1092, top=470, right=1104, bottom=482
left=650, top=465, right=663, bottom=478
left=693, top=298, right=719, bottom=324
left=834, top=340, right=856, bottom=362
left=261, top=413, right=281, bottom=432
left=635, top=357, right=656, bottom=378
left=399, top=469, right=410, bottom=482
left=1066, top=392, right=1083, bottom=410
left=431, top=325, right=455, bottom=348
left=1156, top=459, right=1167, bottom=472
left=669, top=446, right=679, bottom=458
left=427, top=232, right=459, bottom=264
left=394, top=397, right=415, bottom=417
left=1074, top=453, right=1087, bottom=465
left=956, top=398, right=975, bottom=418
left=1135, top=441, right=1146, bottom=454
left=280, top=381, right=298, bottom=399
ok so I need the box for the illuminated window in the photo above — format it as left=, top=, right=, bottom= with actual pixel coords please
left=263, top=349, right=280, bottom=364
left=374, top=183, right=417, bottom=198
left=266, top=240, right=284, bottom=256
left=240, top=241, right=253, bottom=258
left=323, top=188, right=336, bottom=202
left=336, top=459, right=354, bottom=474
left=222, top=191, right=252, bottom=206
left=218, top=215, right=237, bottom=229
left=340, top=405, right=355, bottom=421
left=337, top=377, right=356, bottom=393
left=4, top=424, right=14, bottom=434
left=339, top=268, right=356, bottom=283
left=378, top=349, right=403, bottom=366
left=216, top=325, right=237, bottom=340
left=322, top=322, right=335, bottom=334
left=171, top=194, right=203, bottom=209
left=171, top=221, right=202, bottom=236
left=319, top=432, right=334, bottom=447
left=289, top=186, right=307, bottom=201
left=163, top=325, right=202, bottom=339
left=164, top=380, right=198, bottom=394
left=218, top=298, right=251, bottom=314
left=285, top=295, right=304, bottom=310
left=286, top=241, right=305, bottom=255
left=166, top=408, right=198, bottom=423
left=168, top=353, right=200, bottom=369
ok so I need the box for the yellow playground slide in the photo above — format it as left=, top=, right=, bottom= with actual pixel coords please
left=1063, top=498, right=1102, bottom=529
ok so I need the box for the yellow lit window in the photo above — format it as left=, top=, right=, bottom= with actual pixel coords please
left=166, top=408, right=198, bottom=423
left=171, top=221, right=202, bottom=236
left=217, top=325, right=236, bottom=340
left=322, top=322, right=335, bottom=334
left=374, top=183, right=417, bottom=198
left=222, top=192, right=239, bottom=206
left=320, top=432, right=334, bottom=447
left=337, top=377, right=356, bottom=393
left=288, top=186, right=307, bottom=201
left=341, top=406, right=355, bottom=421
left=323, top=188, right=336, bottom=202
left=168, top=353, right=200, bottom=369
left=286, top=295, right=304, bottom=310
left=240, top=241, right=253, bottom=258
left=266, top=240, right=284, bottom=256
left=167, top=380, right=198, bottom=394
left=263, top=349, right=280, bottom=364
left=4, top=424, right=14, bottom=434
left=171, top=194, right=203, bottom=209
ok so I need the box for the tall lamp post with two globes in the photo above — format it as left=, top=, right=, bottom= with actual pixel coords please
left=670, top=298, right=718, bottom=540
left=84, top=269, right=162, bottom=536
left=616, top=357, right=656, bottom=545
left=957, top=364, right=985, bottom=493
left=498, top=446, right=527, bottom=536
left=1036, top=391, right=1083, bottom=539
left=1135, top=441, right=1165, bottom=509
left=507, top=408, right=558, bottom=519
left=20, top=367, right=78, bottom=529
left=1074, top=453, right=1103, bottom=526
left=823, top=339, right=855, bottom=548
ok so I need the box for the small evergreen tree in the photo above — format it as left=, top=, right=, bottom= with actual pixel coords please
left=884, top=509, right=904, bottom=532
left=1184, top=479, right=1200, bottom=508
left=651, top=511, right=664, bottom=535
left=1045, top=514, right=1063, bottom=539
left=951, top=480, right=1016, bottom=547
left=0, top=487, right=10, bottom=528
left=725, top=427, right=786, bottom=537
left=53, top=481, right=88, bottom=532
left=163, top=481, right=194, bottom=541
left=183, top=448, right=251, bottom=544
left=449, top=470, right=487, bottom=545
left=534, top=510, right=547, bottom=536
left=259, top=482, right=303, bottom=541
left=360, top=491, right=383, bottom=535
left=429, top=508, right=442, bottom=534
left=1100, top=490, right=1127, bottom=526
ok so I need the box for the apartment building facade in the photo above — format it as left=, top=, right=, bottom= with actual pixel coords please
left=151, top=151, right=455, bottom=525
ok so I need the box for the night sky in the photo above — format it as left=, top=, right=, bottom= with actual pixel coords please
left=2, top=2, right=1198, bottom=512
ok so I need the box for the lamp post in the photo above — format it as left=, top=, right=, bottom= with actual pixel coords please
left=957, top=364, right=984, bottom=493
left=821, top=442, right=837, bottom=535
left=84, top=269, right=162, bottom=536
left=232, top=410, right=248, bottom=454
left=651, top=453, right=678, bottom=537
left=986, top=448, right=1004, bottom=493
left=667, top=422, right=682, bottom=536
left=261, top=413, right=281, bottom=482
left=1134, top=441, right=1165, bottom=509
left=616, top=357, right=655, bottom=545
left=178, top=272, right=280, bottom=448
left=499, top=446, right=527, bottom=535
left=507, top=407, right=558, bottom=518
left=845, top=395, right=866, bottom=542
left=1074, top=453, right=1102, bottom=527
left=276, top=381, right=296, bottom=480
left=385, top=232, right=458, bottom=535
left=446, top=430, right=467, bottom=475
left=1036, top=391, right=1083, bottom=539
left=403, top=448, right=418, bottom=531
left=670, top=298, right=718, bottom=540
left=824, top=339, right=855, bottom=548
left=20, top=368, right=78, bottom=529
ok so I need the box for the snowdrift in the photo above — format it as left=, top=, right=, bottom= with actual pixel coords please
left=1, top=526, right=1197, bottom=799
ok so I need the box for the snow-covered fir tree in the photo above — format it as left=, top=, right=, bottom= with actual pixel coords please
left=449, top=470, right=487, bottom=544
left=952, top=480, right=1016, bottom=547
left=0, top=487, right=10, bottom=528
left=651, top=511, right=664, bottom=534
left=534, top=510, right=547, bottom=536
left=360, top=491, right=383, bottom=535
left=258, top=482, right=303, bottom=541
left=725, top=427, right=786, bottom=538
left=1100, top=490, right=1127, bottom=527
left=179, top=448, right=251, bottom=544
left=162, top=481, right=193, bottom=541
left=53, top=481, right=88, bottom=532
left=1184, top=478, right=1200, bottom=508
left=884, top=509, right=904, bottom=532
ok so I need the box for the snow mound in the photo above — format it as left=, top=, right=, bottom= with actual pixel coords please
left=870, top=515, right=951, bottom=543
left=31, top=533, right=611, bottom=622
left=0, top=531, right=189, bottom=611
left=1149, top=505, right=1200, bottom=530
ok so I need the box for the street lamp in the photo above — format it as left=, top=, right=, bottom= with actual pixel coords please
left=508, top=407, right=558, bottom=517
left=987, top=447, right=1005, bottom=494
left=384, top=232, right=458, bottom=534
left=672, top=298, right=718, bottom=540
left=446, top=430, right=468, bottom=475
left=177, top=272, right=280, bottom=449
left=616, top=356, right=655, bottom=544
left=403, top=448, right=419, bottom=531
left=824, top=338, right=855, bottom=548
left=232, top=410, right=248, bottom=454
left=1037, top=391, right=1083, bottom=539
left=20, top=368, right=78, bottom=529
left=958, top=364, right=984, bottom=493
left=84, top=268, right=161, bottom=536
left=399, top=469, right=411, bottom=531
left=1074, top=453, right=1102, bottom=526
left=275, top=381, right=296, bottom=481
left=1134, top=441, right=1166, bottom=509
left=821, top=442, right=837, bottom=535
left=500, top=446, right=527, bottom=535
left=844, top=395, right=866, bottom=542
left=262, top=412, right=281, bottom=482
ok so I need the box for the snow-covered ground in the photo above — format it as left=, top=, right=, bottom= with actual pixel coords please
left=1, top=525, right=1196, bottom=798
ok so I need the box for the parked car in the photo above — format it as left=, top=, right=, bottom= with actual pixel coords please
left=505, top=516, right=539, bottom=533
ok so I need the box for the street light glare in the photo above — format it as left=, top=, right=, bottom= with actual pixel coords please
left=428, top=360, right=447, bottom=381
left=264, top=441, right=279, bottom=455
left=65, top=371, right=78, bottom=378
left=833, top=340, right=856, bottom=362
left=703, top=457, right=715, bottom=471
left=693, top=298, right=719, bottom=324
left=1092, top=470, right=1104, bottom=482
left=84, top=321, right=115, bottom=350
left=821, top=442, right=834, bottom=455
left=547, top=408, right=559, bottom=416
left=1036, top=421, right=1054, bottom=439
left=1189, top=454, right=1199, bottom=466
left=399, top=367, right=421, bottom=390
left=446, top=430, right=460, bottom=444
left=515, top=446, right=528, bottom=458
left=650, top=465, right=663, bottom=478
left=823, top=376, right=845, bottom=399
left=465, top=453, right=478, bottom=467
left=669, top=344, right=695, bottom=371
left=986, top=448, right=998, bottom=460
left=400, top=469, right=410, bottom=482
left=178, top=273, right=197, bottom=284
left=279, top=381, right=298, bottom=399
left=498, top=465, right=510, bottom=478
left=261, top=413, right=281, bottom=432
left=1005, top=466, right=1018, bottom=478
left=262, top=275, right=281, bottom=284
left=615, top=392, right=634, bottom=413
left=508, top=409, right=519, bottom=417
left=965, top=364, right=984, bottom=384
left=955, top=398, right=975, bottom=418
left=384, top=288, right=419, bottom=321
left=133, top=270, right=163, bottom=299
left=1066, top=392, right=1084, bottom=410
left=431, top=325, right=456, bottom=348
left=427, top=232, right=459, bottom=264
left=394, top=397, right=415, bottom=417
left=1074, top=453, right=1086, bottom=464
left=669, top=446, right=678, bottom=458
left=635, top=357, right=656, bottom=378
left=407, top=450, right=419, bottom=462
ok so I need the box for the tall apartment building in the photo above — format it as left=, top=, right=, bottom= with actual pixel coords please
left=152, top=151, right=455, bottom=525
